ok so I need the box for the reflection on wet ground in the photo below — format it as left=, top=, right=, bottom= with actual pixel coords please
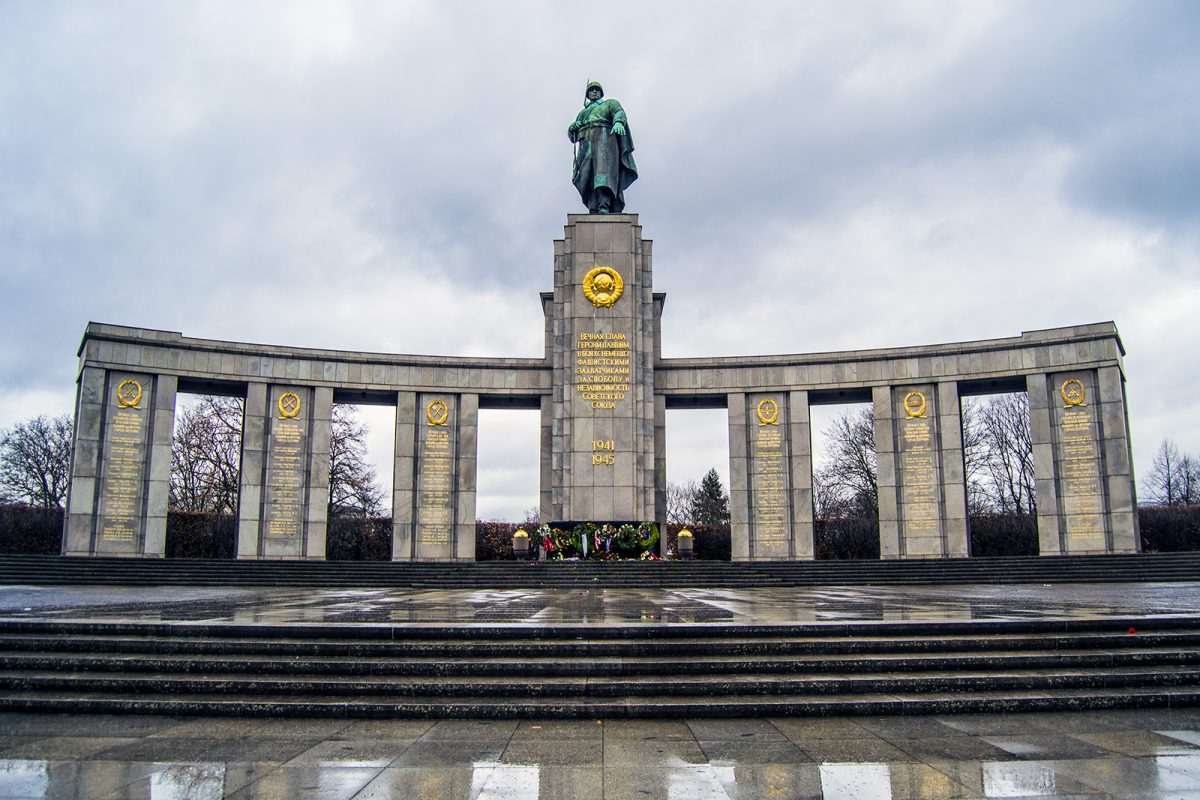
left=1, top=582, right=1199, bottom=626
left=3, top=709, right=1200, bottom=797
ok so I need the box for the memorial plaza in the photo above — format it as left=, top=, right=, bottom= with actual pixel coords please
left=2, top=582, right=1200, bottom=798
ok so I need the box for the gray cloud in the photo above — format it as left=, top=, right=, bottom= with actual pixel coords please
left=1, top=1, right=1197, bottom=515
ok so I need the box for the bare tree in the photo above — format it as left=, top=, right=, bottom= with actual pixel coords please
left=328, top=405, right=385, bottom=517
left=0, top=414, right=72, bottom=509
left=1143, top=439, right=1200, bottom=506
left=170, top=396, right=243, bottom=514
left=816, top=406, right=878, bottom=518
left=963, top=393, right=1036, bottom=516
left=666, top=480, right=698, bottom=525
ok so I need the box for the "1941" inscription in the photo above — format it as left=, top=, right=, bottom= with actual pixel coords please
left=592, top=439, right=615, bottom=465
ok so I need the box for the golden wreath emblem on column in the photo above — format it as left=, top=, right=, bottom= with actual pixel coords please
left=426, top=399, right=449, bottom=427
left=1061, top=378, right=1086, bottom=408
left=903, top=390, right=927, bottom=419
left=277, top=391, right=302, bottom=420
left=582, top=266, right=624, bottom=308
left=115, top=379, right=143, bottom=409
left=756, top=398, right=779, bottom=426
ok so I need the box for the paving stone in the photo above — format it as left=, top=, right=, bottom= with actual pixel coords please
left=794, top=737, right=919, bottom=763
left=980, top=734, right=1119, bottom=760
left=224, top=765, right=381, bottom=799
left=1036, top=755, right=1200, bottom=796
left=770, top=717, right=875, bottom=740
left=388, top=740, right=508, bottom=768
left=96, top=763, right=273, bottom=799
left=695, top=738, right=811, bottom=764
left=501, top=740, right=602, bottom=766
left=284, top=738, right=416, bottom=767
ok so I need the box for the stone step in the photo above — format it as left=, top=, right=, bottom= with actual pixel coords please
left=2, top=552, right=1199, bottom=588
left=4, top=646, right=1197, bottom=677
left=1, top=664, right=1196, bottom=698
left=0, top=685, right=1196, bottom=718
left=1, top=629, right=1195, bottom=658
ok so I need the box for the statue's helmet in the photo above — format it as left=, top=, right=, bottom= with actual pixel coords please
left=585, top=80, right=604, bottom=98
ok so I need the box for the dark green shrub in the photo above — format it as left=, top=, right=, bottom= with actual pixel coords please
left=666, top=523, right=731, bottom=560
left=815, top=516, right=880, bottom=559
left=165, top=511, right=236, bottom=558
left=475, top=521, right=535, bottom=561
left=326, top=516, right=392, bottom=561
left=1140, top=505, right=1200, bottom=552
left=0, top=504, right=62, bottom=554
left=969, top=513, right=1038, bottom=556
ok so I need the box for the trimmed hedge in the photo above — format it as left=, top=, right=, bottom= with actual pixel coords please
left=0, top=504, right=62, bottom=554
left=326, top=516, right=392, bottom=561
left=165, top=511, right=236, bottom=558
left=815, top=517, right=880, bottom=560
left=475, top=521, right=538, bottom=561
left=665, top=523, right=731, bottom=561
left=1140, top=505, right=1200, bottom=553
left=6, top=503, right=1200, bottom=559
left=969, top=513, right=1038, bottom=557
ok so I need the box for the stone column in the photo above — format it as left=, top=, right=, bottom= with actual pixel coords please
left=91, top=370, right=157, bottom=556
left=788, top=390, right=814, bottom=560
left=305, top=387, right=333, bottom=559
left=539, top=393, right=555, bottom=524
left=1039, top=369, right=1133, bottom=554
left=937, top=381, right=970, bottom=557
left=143, top=374, right=178, bottom=557
left=746, top=392, right=792, bottom=559
left=874, top=385, right=901, bottom=559
left=454, top=393, right=479, bottom=561
left=391, top=391, right=417, bottom=560
left=63, top=366, right=107, bottom=555
left=891, top=383, right=948, bottom=558
left=1098, top=366, right=1140, bottom=552
left=727, top=392, right=751, bottom=561
left=259, top=385, right=314, bottom=558
left=546, top=214, right=657, bottom=524
left=653, top=394, right=667, bottom=554
left=414, top=393, right=458, bottom=560
left=1028, top=373, right=1063, bottom=555
left=236, top=382, right=268, bottom=558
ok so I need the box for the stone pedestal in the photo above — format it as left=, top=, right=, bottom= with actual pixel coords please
left=1032, top=368, right=1139, bottom=554
left=542, top=214, right=663, bottom=524
left=236, top=383, right=331, bottom=559
left=63, top=369, right=174, bottom=557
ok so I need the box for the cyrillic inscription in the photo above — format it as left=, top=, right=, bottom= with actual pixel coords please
left=575, top=332, right=631, bottom=410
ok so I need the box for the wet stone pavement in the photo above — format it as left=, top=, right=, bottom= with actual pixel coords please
left=4, top=583, right=1200, bottom=796
left=2, top=582, right=1200, bottom=626
left=3, top=709, right=1200, bottom=798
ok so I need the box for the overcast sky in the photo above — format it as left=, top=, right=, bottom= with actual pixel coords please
left=1, top=2, right=1197, bottom=520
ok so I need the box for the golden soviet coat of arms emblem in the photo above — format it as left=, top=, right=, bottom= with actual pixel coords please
left=582, top=266, right=624, bottom=308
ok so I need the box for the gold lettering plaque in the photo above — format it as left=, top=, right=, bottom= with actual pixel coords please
left=426, top=399, right=449, bottom=427
left=756, top=398, right=779, bottom=426
left=277, top=391, right=301, bottom=420
left=1061, top=378, right=1086, bottom=408
left=116, top=379, right=143, bottom=409
left=582, top=266, right=624, bottom=308
left=903, top=390, right=927, bottom=419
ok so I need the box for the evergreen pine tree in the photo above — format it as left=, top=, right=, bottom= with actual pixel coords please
left=690, top=468, right=731, bottom=525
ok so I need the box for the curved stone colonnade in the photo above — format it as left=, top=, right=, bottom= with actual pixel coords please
left=658, top=323, right=1137, bottom=559
left=63, top=318, right=1135, bottom=561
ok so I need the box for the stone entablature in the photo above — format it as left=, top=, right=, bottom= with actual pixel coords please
left=63, top=217, right=1138, bottom=562
left=76, top=323, right=551, bottom=396
left=655, top=324, right=1125, bottom=394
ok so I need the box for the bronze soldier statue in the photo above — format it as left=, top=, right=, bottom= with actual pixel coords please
left=568, top=81, right=638, bottom=214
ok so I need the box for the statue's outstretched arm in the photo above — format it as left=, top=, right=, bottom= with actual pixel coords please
left=610, top=103, right=628, bottom=137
